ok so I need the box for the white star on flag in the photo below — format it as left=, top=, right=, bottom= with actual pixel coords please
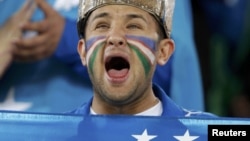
left=173, top=130, right=199, bottom=141
left=132, top=129, right=157, bottom=141
left=0, top=87, right=32, bottom=111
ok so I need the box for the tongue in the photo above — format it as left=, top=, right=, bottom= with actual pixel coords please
left=108, top=68, right=129, bottom=78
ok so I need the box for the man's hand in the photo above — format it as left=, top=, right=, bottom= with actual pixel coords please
left=0, top=0, right=36, bottom=78
left=13, top=0, right=65, bottom=62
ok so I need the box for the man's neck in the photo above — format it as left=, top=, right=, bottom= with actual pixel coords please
left=91, top=88, right=160, bottom=115
left=91, top=98, right=162, bottom=116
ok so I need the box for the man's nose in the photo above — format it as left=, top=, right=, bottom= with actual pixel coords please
left=107, top=28, right=126, bottom=48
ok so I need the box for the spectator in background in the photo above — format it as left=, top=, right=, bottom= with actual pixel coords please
left=0, top=0, right=205, bottom=113
left=0, top=0, right=36, bottom=78
left=0, top=0, right=92, bottom=112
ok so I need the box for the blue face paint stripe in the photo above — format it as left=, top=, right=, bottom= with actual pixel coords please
left=126, top=35, right=157, bottom=51
left=85, top=36, right=106, bottom=51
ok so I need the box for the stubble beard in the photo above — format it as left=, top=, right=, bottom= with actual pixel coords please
left=92, top=78, right=143, bottom=107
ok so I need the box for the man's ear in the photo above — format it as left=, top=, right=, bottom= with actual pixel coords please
left=77, top=39, right=87, bottom=66
left=157, top=39, right=175, bottom=65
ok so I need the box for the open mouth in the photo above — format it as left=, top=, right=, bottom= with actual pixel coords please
left=105, top=56, right=130, bottom=79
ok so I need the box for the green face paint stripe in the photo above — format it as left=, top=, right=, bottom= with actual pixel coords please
left=88, top=43, right=104, bottom=75
left=87, top=43, right=151, bottom=76
left=130, top=45, right=151, bottom=76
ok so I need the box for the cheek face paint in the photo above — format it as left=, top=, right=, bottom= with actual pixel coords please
left=85, top=35, right=157, bottom=76
left=126, top=35, right=157, bottom=75
left=126, top=35, right=157, bottom=51
left=129, top=45, right=151, bottom=76
left=85, top=36, right=106, bottom=51
left=85, top=36, right=106, bottom=75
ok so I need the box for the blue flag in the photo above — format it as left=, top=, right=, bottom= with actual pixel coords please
left=0, top=111, right=249, bottom=141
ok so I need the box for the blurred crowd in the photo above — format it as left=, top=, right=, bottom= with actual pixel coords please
left=192, top=0, right=250, bottom=117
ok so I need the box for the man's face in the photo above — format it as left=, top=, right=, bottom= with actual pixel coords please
left=78, top=5, right=173, bottom=105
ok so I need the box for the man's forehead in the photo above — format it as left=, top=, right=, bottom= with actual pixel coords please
left=89, top=5, right=150, bottom=18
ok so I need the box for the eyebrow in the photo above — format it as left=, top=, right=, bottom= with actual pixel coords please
left=126, top=14, right=147, bottom=23
left=91, top=12, right=110, bottom=22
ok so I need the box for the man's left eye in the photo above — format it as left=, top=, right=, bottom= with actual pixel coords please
left=127, top=24, right=140, bottom=29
